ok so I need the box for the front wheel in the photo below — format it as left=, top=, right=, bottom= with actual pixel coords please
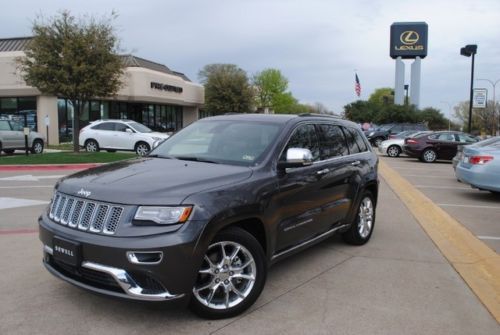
left=135, top=142, right=150, bottom=156
left=343, top=191, right=376, bottom=245
left=31, top=140, right=44, bottom=154
left=85, top=139, right=100, bottom=152
left=190, top=227, right=267, bottom=319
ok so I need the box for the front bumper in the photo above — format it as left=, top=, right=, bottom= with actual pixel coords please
left=39, top=214, right=205, bottom=302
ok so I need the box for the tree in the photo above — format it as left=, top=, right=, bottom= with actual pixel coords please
left=368, top=87, right=394, bottom=106
left=199, top=64, right=254, bottom=115
left=343, top=100, right=378, bottom=122
left=453, top=100, right=497, bottom=134
left=272, top=92, right=299, bottom=114
left=253, top=68, right=290, bottom=112
left=417, top=107, right=450, bottom=130
left=18, top=11, right=124, bottom=152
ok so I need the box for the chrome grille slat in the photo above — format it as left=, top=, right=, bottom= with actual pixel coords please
left=49, top=192, right=123, bottom=235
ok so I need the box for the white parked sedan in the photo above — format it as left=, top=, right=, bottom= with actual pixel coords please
left=79, top=120, right=170, bottom=156
left=378, top=130, right=431, bottom=157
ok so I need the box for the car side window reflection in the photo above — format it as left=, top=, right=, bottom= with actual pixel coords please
left=115, top=123, right=131, bottom=132
left=281, top=124, right=320, bottom=162
left=0, top=120, right=10, bottom=131
left=318, top=124, right=348, bottom=159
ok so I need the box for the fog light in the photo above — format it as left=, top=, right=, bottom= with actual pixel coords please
left=126, top=251, right=163, bottom=265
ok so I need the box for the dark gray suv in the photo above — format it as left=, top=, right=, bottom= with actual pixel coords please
left=39, top=114, right=379, bottom=319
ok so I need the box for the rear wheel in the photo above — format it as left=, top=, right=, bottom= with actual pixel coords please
left=190, top=227, right=267, bottom=319
left=343, top=191, right=376, bottom=245
left=85, top=139, right=100, bottom=152
left=387, top=145, right=401, bottom=157
left=135, top=142, right=150, bottom=156
left=421, top=148, right=437, bottom=163
left=31, top=139, right=44, bottom=154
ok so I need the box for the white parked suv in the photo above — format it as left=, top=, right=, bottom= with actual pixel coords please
left=79, top=120, right=170, bottom=156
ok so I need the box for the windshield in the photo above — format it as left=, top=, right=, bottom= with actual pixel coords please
left=150, top=120, right=283, bottom=166
left=128, top=122, right=153, bottom=133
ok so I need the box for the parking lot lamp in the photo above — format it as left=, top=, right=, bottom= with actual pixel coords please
left=460, top=44, right=477, bottom=133
left=476, top=78, right=500, bottom=135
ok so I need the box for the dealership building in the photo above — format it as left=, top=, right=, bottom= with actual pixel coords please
left=0, top=37, right=204, bottom=144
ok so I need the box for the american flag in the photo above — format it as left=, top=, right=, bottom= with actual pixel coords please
left=355, top=73, right=361, bottom=97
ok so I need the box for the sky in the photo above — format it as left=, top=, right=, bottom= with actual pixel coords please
left=1, top=0, right=500, bottom=118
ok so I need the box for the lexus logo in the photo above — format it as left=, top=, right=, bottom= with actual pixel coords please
left=400, top=31, right=419, bottom=45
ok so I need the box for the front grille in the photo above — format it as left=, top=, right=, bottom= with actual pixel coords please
left=49, top=192, right=123, bottom=235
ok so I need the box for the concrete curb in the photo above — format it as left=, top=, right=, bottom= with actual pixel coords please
left=379, top=160, right=500, bottom=323
left=0, top=163, right=103, bottom=171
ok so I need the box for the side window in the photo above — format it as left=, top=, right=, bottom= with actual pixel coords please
left=281, top=124, right=320, bottom=161
left=9, top=121, right=23, bottom=131
left=456, top=133, right=477, bottom=143
left=342, top=127, right=360, bottom=154
left=349, top=127, right=368, bottom=152
left=318, top=124, right=348, bottom=159
left=0, top=120, right=11, bottom=131
left=437, top=133, right=455, bottom=141
left=92, top=122, right=115, bottom=131
left=115, top=123, right=131, bottom=132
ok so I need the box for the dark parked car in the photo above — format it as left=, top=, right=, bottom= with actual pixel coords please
left=39, top=114, right=379, bottom=319
left=403, top=131, right=478, bottom=163
left=365, top=123, right=428, bottom=147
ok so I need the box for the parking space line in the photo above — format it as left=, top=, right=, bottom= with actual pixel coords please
left=438, top=203, right=500, bottom=210
left=415, top=185, right=470, bottom=190
left=401, top=174, right=453, bottom=178
left=380, top=160, right=500, bottom=323
left=478, top=236, right=500, bottom=241
left=0, top=185, right=54, bottom=189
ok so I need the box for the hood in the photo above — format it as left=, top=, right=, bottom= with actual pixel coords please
left=150, top=132, right=170, bottom=138
left=56, top=158, right=253, bottom=205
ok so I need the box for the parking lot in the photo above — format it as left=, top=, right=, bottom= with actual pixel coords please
left=380, top=155, right=500, bottom=253
left=0, top=165, right=498, bottom=334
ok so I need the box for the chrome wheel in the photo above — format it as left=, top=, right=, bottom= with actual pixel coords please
left=135, top=143, right=150, bottom=156
left=387, top=145, right=400, bottom=157
left=357, top=197, right=374, bottom=239
left=422, top=149, right=436, bottom=163
left=33, top=141, right=43, bottom=154
left=85, top=140, right=98, bottom=152
left=193, top=241, right=257, bottom=310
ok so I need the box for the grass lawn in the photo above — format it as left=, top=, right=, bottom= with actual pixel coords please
left=0, top=152, right=137, bottom=165
left=47, top=143, right=74, bottom=151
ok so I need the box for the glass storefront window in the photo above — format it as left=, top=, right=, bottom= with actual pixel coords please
left=0, top=97, right=37, bottom=130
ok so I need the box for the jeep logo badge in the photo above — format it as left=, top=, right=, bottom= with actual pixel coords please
left=77, top=188, right=91, bottom=198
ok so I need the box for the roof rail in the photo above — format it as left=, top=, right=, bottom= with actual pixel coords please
left=298, top=113, right=341, bottom=118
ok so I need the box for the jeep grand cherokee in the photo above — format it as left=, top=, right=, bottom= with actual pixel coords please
left=39, top=114, right=379, bottom=319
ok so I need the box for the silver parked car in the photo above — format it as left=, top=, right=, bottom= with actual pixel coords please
left=452, top=136, right=500, bottom=170
left=378, top=130, right=431, bottom=157
left=0, top=119, right=45, bottom=154
left=455, top=141, right=500, bottom=194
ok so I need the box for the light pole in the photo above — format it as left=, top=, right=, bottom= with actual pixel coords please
left=460, top=44, right=478, bottom=133
left=440, top=101, right=453, bottom=130
left=476, top=78, right=500, bottom=135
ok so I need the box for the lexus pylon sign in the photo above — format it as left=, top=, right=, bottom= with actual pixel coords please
left=390, top=22, right=428, bottom=59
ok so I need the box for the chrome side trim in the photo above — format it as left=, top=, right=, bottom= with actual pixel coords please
left=81, top=261, right=182, bottom=301
left=44, top=245, right=53, bottom=255
left=126, top=251, right=163, bottom=265
left=271, top=224, right=350, bottom=261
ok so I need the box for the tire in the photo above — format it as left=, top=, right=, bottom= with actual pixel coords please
left=3, top=149, right=15, bottom=155
left=421, top=148, right=437, bottom=163
left=30, top=139, right=44, bottom=154
left=135, top=142, right=150, bottom=156
left=374, top=137, right=384, bottom=147
left=342, top=191, right=376, bottom=245
left=189, top=227, right=267, bottom=319
left=85, top=139, right=100, bottom=152
left=386, top=145, right=401, bottom=157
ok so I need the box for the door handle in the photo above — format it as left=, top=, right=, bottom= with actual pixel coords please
left=316, top=168, right=330, bottom=175
left=351, top=160, right=361, bottom=166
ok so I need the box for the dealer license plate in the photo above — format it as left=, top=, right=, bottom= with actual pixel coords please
left=53, top=236, right=81, bottom=267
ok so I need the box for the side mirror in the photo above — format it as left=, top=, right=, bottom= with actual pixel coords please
left=277, top=148, right=314, bottom=170
left=125, top=128, right=134, bottom=133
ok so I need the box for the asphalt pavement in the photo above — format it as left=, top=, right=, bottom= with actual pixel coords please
left=0, top=167, right=498, bottom=334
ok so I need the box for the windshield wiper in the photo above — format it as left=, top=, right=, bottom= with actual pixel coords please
left=174, top=156, right=220, bottom=164
left=148, top=154, right=177, bottom=159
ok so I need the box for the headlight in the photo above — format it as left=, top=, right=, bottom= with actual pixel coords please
left=368, top=132, right=375, bottom=136
left=134, top=206, right=192, bottom=225
left=151, top=136, right=163, bottom=141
